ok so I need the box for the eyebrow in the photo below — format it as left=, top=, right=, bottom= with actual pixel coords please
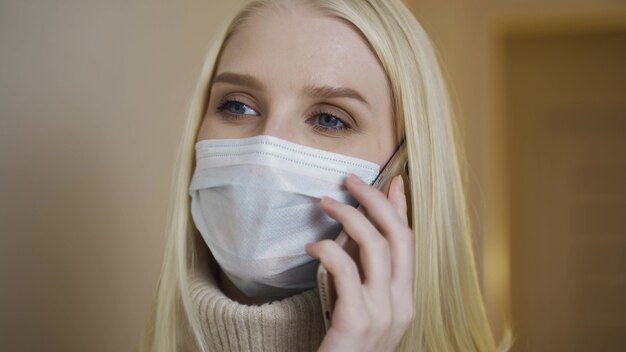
left=212, top=71, right=369, bottom=106
left=213, top=72, right=266, bottom=91
left=303, top=85, right=369, bottom=106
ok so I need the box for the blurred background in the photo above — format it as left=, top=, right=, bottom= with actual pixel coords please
left=1, top=0, right=624, bottom=351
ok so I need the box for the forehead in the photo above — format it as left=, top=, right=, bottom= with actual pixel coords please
left=215, top=6, right=390, bottom=102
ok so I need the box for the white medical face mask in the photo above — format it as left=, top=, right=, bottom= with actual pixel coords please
left=188, top=135, right=380, bottom=298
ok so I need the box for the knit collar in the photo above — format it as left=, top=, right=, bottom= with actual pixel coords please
left=188, top=268, right=324, bottom=351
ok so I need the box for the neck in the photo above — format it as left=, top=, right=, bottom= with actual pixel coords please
left=217, top=268, right=274, bottom=305
left=203, top=242, right=302, bottom=305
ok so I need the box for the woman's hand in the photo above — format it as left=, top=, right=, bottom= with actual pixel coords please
left=306, top=174, right=415, bottom=352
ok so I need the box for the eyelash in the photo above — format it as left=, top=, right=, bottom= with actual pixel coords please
left=215, top=98, right=353, bottom=135
left=305, top=109, right=351, bottom=135
left=215, top=99, right=254, bottom=120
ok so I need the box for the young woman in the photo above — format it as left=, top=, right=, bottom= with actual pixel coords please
left=137, top=0, right=511, bottom=351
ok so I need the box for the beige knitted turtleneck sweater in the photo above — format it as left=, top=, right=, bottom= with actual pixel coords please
left=188, top=269, right=325, bottom=351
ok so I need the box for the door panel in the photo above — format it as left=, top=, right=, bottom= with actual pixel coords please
left=505, top=30, right=626, bottom=352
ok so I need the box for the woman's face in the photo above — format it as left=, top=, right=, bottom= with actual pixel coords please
left=197, top=6, right=396, bottom=166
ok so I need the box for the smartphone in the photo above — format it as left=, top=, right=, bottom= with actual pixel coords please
left=316, top=139, right=409, bottom=331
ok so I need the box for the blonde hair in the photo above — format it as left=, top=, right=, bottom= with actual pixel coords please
left=136, top=0, right=512, bottom=351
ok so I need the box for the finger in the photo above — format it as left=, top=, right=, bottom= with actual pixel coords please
left=386, top=175, right=414, bottom=285
left=384, top=178, right=415, bottom=337
left=319, top=197, right=391, bottom=290
left=345, top=174, right=407, bottom=240
left=305, top=239, right=364, bottom=312
left=345, top=174, right=414, bottom=284
left=388, top=175, right=409, bottom=225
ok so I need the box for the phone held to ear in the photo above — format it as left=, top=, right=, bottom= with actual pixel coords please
left=316, top=140, right=409, bottom=332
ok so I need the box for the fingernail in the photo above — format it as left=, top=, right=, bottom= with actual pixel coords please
left=347, top=174, right=365, bottom=186
left=321, top=196, right=337, bottom=204
left=305, top=242, right=317, bottom=255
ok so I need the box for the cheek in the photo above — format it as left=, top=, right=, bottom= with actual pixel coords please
left=373, top=138, right=398, bottom=165
left=196, top=111, right=255, bottom=141
left=196, top=116, right=215, bottom=140
left=360, top=117, right=397, bottom=165
left=196, top=114, right=230, bottom=141
left=337, top=132, right=396, bottom=166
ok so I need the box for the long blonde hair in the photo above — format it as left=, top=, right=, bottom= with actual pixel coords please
left=136, top=0, right=512, bottom=351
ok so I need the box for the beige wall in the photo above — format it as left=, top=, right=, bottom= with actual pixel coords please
left=0, top=1, right=245, bottom=351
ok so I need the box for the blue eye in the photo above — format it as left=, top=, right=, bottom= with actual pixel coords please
left=306, top=111, right=352, bottom=135
left=317, top=114, right=344, bottom=128
left=216, top=99, right=259, bottom=118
